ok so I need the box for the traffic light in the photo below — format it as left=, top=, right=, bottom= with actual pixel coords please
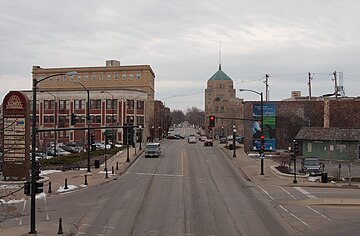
left=24, top=181, right=31, bottom=196
left=260, top=135, right=265, bottom=151
left=34, top=162, right=41, bottom=180
left=35, top=182, right=44, bottom=194
left=91, top=134, right=96, bottom=151
left=293, top=140, right=299, bottom=155
left=209, top=115, right=215, bottom=127
left=123, top=125, right=129, bottom=145
left=71, top=113, right=77, bottom=125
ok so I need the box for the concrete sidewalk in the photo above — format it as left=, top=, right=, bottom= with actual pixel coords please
left=219, top=143, right=360, bottom=189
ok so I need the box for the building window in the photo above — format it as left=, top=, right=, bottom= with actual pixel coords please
left=114, top=74, right=119, bottom=80
left=90, top=99, right=101, bottom=109
left=74, top=99, right=85, bottom=109
left=129, top=74, right=134, bottom=80
left=59, top=130, right=70, bottom=138
left=126, top=115, right=134, bottom=124
left=137, top=100, right=144, bottom=110
left=136, top=73, right=141, bottom=80
left=91, top=115, right=101, bottom=124
left=92, top=75, right=96, bottom=81
left=307, top=142, right=312, bottom=152
left=107, top=74, right=111, bottom=80
left=44, top=100, right=55, bottom=110
left=99, top=74, right=103, bottom=80
left=58, top=100, right=69, bottom=110
left=127, top=99, right=134, bottom=109
left=44, top=115, right=54, bottom=123
left=58, top=115, right=68, bottom=126
left=136, top=116, right=144, bottom=125
left=221, top=106, right=224, bottom=112
left=63, top=75, right=67, bottom=81
left=106, top=99, right=116, bottom=109
left=84, top=75, right=89, bottom=81
left=70, top=76, right=74, bottom=82
left=56, top=76, right=60, bottom=82
left=122, top=74, right=126, bottom=80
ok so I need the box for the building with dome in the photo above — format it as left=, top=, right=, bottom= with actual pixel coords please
left=205, top=64, right=244, bottom=138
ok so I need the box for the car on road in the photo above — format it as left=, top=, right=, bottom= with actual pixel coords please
left=200, top=136, right=207, bottom=142
left=219, top=137, right=227, bottom=144
left=188, top=135, right=196, bottom=143
left=302, top=157, right=322, bottom=175
left=145, top=143, right=161, bottom=158
left=204, top=138, right=213, bottom=146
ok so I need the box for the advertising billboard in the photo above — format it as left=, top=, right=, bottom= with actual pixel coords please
left=252, top=103, right=276, bottom=151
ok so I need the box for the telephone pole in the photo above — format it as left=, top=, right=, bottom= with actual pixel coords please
left=308, top=72, right=312, bottom=100
left=333, top=71, right=338, bottom=98
left=265, top=74, right=269, bottom=101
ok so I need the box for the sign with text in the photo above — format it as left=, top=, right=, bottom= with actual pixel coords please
left=2, top=91, right=30, bottom=179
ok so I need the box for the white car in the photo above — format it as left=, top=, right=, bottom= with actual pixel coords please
left=188, top=136, right=196, bottom=143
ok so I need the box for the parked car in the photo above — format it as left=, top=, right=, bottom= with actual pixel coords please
left=219, top=137, right=227, bottom=144
left=302, top=157, right=322, bottom=175
left=145, top=143, right=161, bottom=158
left=200, top=136, right=207, bottom=142
left=204, top=138, right=213, bottom=146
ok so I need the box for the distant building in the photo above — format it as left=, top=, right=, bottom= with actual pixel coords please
left=154, top=100, right=171, bottom=140
left=205, top=65, right=243, bottom=137
left=21, top=60, right=155, bottom=148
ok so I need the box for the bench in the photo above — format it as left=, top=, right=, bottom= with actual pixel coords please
left=62, top=163, right=80, bottom=171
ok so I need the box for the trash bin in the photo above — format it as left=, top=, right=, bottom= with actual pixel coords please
left=229, top=144, right=234, bottom=150
left=321, top=173, right=328, bottom=183
left=94, top=160, right=100, bottom=169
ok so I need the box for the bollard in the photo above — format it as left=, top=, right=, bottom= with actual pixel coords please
left=48, top=181, right=52, bottom=193
left=116, top=161, right=119, bottom=170
left=58, top=217, right=63, bottom=234
left=64, top=178, right=68, bottom=189
left=112, top=166, right=114, bottom=174
left=84, top=174, right=88, bottom=185
left=338, top=163, right=341, bottom=179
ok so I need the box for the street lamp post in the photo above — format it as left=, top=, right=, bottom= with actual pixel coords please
left=239, top=89, right=264, bottom=175
left=74, top=81, right=91, bottom=173
left=139, top=125, right=143, bottom=150
left=30, top=71, right=76, bottom=234
left=101, top=91, right=115, bottom=148
left=233, top=125, right=236, bottom=158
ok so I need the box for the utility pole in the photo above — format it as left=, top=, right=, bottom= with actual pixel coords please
left=333, top=71, right=338, bottom=98
left=265, top=74, right=269, bottom=101
left=308, top=72, right=312, bottom=100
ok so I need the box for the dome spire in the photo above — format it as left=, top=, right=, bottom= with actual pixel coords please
left=219, top=40, right=222, bottom=70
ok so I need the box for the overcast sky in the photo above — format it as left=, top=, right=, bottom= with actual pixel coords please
left=1, top=0, right=360, bottom=111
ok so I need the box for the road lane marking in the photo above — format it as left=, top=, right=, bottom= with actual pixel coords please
left=19, top=199, right=27, bottom=225
left=279, top=205, right=312, bottom=229
left=306, top=206, right=333, bottom=222
left=279, top=186, right=297, bottom=199
left=130, top=172, right=184, bottom=177
left=182, top=148, right=187, bottom=176
left=258, top=186, right=275, bottom=200
left=294, top=187, right=317, bottom=199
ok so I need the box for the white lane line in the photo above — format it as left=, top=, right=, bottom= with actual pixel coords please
left=279, top=186, right=297, bottom=199
left=294, top=187, right=317, bottom=199
left=130, top=172, right=184, bottom=177
left=306, top=206, right=333, bottom=222
left=279, top=205, right=312, bottom=229
left=258, top=186, right=275, bottom=200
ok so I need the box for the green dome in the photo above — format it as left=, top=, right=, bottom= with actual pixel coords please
left=208, top=65, right=232, bottom=81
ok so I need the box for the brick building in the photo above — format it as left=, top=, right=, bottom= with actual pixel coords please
left=205, top=65, right=243, bottom=138
left=22, top=60, right=155, bottom=148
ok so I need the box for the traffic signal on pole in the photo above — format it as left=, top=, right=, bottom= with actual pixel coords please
left=35, top=182, right=44, bottom=194
left=123, top=125, right=129, bottom=145
left=71, top=113, right=77, bottom=125
left=91, top=134, right=96, bottom=151
left=209, top=115, right=215, bottom=127
left=34, top=162, right=41, bottom=180
left=261, top=135, right=265, bottom=151
left=24, top=181, right=31, bottom=196
left=293, top=140, right=299, bottom=155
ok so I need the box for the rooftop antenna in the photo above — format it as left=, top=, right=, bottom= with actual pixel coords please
left=219, top=41, right=222, bottom=70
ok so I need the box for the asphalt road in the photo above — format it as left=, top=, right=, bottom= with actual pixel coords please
left=3, top=127, right=359, bottom=235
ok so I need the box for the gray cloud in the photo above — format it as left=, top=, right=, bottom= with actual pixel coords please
left=1, top=0, right=360, bottom=111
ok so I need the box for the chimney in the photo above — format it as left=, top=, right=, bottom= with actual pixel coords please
left=106, top=60, right=120, bottom=67
left=323, top=98, right=330, bottom=128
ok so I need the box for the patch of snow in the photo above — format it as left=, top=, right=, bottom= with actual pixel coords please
left=35, top=192, right=47, bottom=199
left=56, top=185, right=78, bottom=193
left=0, top=184, right=21, bottom=189
left=40, top=170, right=62, bottom=175
left=0, top=198, right=25, bottom=204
